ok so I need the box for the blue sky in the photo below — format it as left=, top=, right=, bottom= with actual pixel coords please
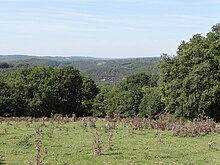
left=0, top=0, right=220, bottom=58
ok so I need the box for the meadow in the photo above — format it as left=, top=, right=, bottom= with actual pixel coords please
left=0, top=116, right=220, bottom=165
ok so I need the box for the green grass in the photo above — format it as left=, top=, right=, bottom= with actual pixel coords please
left=0, top=120, right=220, bottom=165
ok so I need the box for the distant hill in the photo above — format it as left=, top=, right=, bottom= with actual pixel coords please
left=61, top=57, right=161, bottom=84
left=0, top=55, right=161, bottom=85
left=0, top=55, right=99, bottom=62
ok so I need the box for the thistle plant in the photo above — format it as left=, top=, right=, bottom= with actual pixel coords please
left=3, top=127, right=7, bottom=135
left=19, top=133, right=34, bottom=145
left=108, top=130, right=113, bottom=151
left=93, top=129, right=102, bottom=155
left=46, top=127, right=54, bottom=138
left=34, top=126, right=47, bottom=165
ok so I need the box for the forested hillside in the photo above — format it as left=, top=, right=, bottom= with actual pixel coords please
left=0, top=55, right=99, bottom=62
left=0, top=56, right=160, bottom=84
left=62, top=57, right=159, bottom=84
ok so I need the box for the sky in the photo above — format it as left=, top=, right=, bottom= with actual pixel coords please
left=0, top=0, right=220, bottom=58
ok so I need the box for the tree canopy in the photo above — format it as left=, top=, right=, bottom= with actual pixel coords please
left=0, top=66, right=98, bottom=117
left=159, top=23, right=220, bottom=120
left=92, top=72, right=162, bottom=117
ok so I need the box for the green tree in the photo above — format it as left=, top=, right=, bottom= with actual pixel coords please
left=126, top=72, right=151, bottom=87
left=0, top=62, right=11, bottom=68
left=139, top=87, right=164, bottom=118
left=159, top=23, right=220, bottom=120
left=0, top=81, right=14, bottom=116
left=81, top=75, right=99, bottom=115
left=92, top=85, right=112, bottom=117
left=1, top=66, right=89, bottom=117
left=92, top=72, right=157, bottom=117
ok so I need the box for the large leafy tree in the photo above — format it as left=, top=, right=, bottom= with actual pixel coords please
left=159, top=23, right=220, bottom=120
left=0, top=66, right=99, bottom=117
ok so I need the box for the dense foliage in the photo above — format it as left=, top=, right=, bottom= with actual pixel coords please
left=0, top=62, right=12, bottom=68
left=159, top=23, right=220, bottom=121
left=0, top=66, right=98, bottom=117
left=92, top=72, right=164, bottom=118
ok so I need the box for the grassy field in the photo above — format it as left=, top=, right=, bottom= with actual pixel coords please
left=0, top=117, right=220, bottom=165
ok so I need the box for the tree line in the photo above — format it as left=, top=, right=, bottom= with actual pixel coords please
left=0, top=23, right=220, bottom=121
left=0, top=66, right=98, bottom=117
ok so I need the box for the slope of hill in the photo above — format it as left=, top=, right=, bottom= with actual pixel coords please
left=0, top=55, right=161, bottom=84
left=0, top=55, right=100, bottom=62
left=62, top=57, right=160, bottom=84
